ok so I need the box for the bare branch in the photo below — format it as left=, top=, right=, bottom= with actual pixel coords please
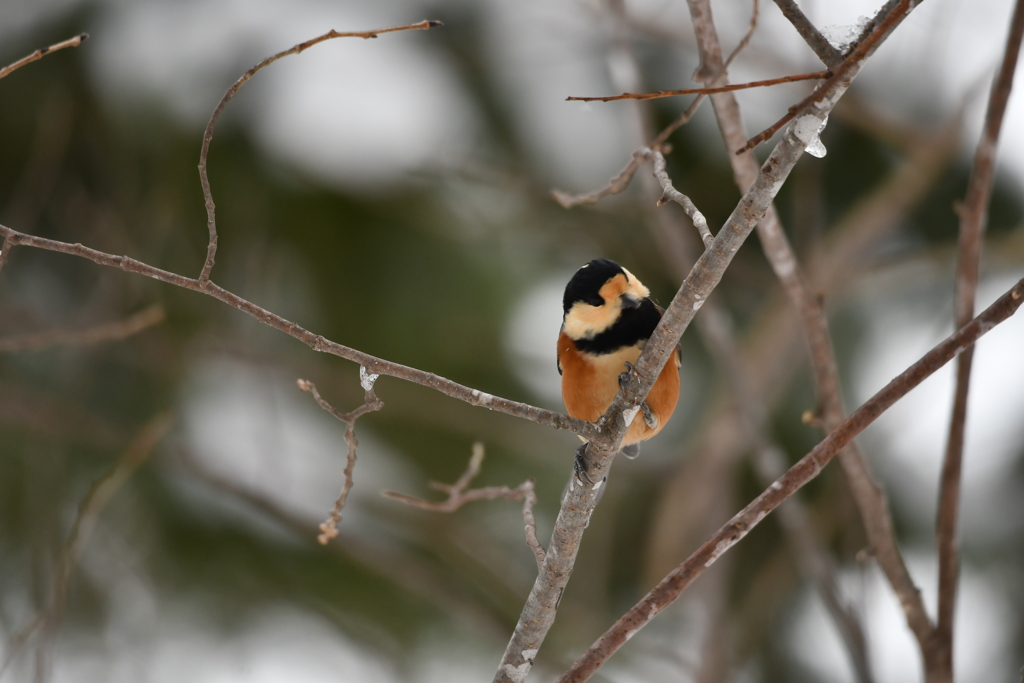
left=496, top=22, right=875, bottom=677
left=296, top=374, right=384, bottom=544
left=771, top=0, right=844, bottom=67
left=196, top=20, right=442, bottom=282
left=649, top=149, right=714, bottom=248
left=0, top=33, right=88, bottom=81
left=737, top=0, right=916, bottom=154
left=936, top=0, right=1024, bottom=675
left=686, top=0, right=937, bottom=663
left=558, top=277, right=1024, bottom=682
left=552, top=149, right=653, bottom=208
left=0, top=305, right=165, bottom=353
left=383, top=442, right=545, bottom=569
left=0, top=223, right=597, bottom=441
left=567, top=70, right=828, bottom=102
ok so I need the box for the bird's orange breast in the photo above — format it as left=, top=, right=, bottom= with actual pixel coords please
left=558, top=331, right=680, bottom=445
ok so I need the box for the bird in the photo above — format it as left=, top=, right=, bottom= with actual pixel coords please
left=557, top=258, right=680, bottom=478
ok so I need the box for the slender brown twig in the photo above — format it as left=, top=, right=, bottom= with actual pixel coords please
left=557, top=277, right=1024, bottom=682
left=296, top=375, right=384, bottom=544
left=567, top=70, right=828, bottom=102
left=936, top=0, right=1024, bottom=677
left=649, top=149, right=714, bottom=247
left=771, top=0, right=844, bottom=67
left=196, top=20, right=442, bottom=282
left=0, top=33, right=88, bottom=82
left=0, top=305, right=165, bottom=353
left=737, top=0, right=914, bottom=154
left=383, top=442, right=546, bottom=569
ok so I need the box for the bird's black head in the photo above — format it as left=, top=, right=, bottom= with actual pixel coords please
left=561, top=259, right=653, bottom=342
left=562, top=259, right=626, bottom=313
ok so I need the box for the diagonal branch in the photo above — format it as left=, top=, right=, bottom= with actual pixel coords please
left=557, top=277, right=1024, bottom=682
left=771, top=0, right=844, bottom=67
left=936, top=0, right=1024, bottom=676
left=196, top=20, right=442, bottom=282
left=383, top=442, right=545, bottom=570
left=296, top=373, right=384, bottom=544
left=0, top=305, right=165, bottom=353
left=0, top=33, right=88, bottom=82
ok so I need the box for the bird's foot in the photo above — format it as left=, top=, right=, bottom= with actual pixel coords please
left=640, top=401, right=658, bottom=429
left=618, top=361, right=633, bottom=391
left=574, top=443, right=595, bottom=485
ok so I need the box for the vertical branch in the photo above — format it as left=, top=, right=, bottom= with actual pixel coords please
left=684, top=0, right=939, bottom=667
left=936, top=0, right=1024, bottom=676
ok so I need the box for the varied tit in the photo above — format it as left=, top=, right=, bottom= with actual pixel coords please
left=557, top=258, right=680, bottom=476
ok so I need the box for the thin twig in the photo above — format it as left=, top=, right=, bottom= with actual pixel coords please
left=196, top=20, right=442, bottom=282
left=567, top=70, right=828, bottom=102
left=296, top=373, right=384, bottom=544
left=737, top=0, right=915, bottom=154
left=551, top=149, right=652, bottom=208
left=0, top=33, right=88, bottom=81
left=0, top=223, right=597, bottom=441
left=557, top=277, right=1024, bottom=682
left=0, top=305, right=165, bottom=353
left=383, top=442, right=546, bottom=569
left=936, top=0, right=1024, bottom=676
left=771, top=0, right=844, bottom=67
left=649, top=149, right=714, bottom=247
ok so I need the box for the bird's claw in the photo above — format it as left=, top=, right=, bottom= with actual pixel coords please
left=574, top=443, right=595, bottom=485
left=640, top=401, right=658, bottom=429
left=618, top=361, right=633, bottom=391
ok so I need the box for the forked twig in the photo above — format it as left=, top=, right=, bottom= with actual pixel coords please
left=0, top=33, right=88, bottom=82
left=297, top=371, right=384, bottom=544
left=384, top=442, right=545, bottom=569
left=197, top=20, right=442, bottom=282
left=649, top=149, right=713, bottom=247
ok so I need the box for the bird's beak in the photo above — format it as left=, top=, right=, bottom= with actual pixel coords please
left=621, top=294, right=641, bottom=309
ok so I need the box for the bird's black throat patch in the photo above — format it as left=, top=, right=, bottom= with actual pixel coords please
left=573, top=298, right=662, bottom=355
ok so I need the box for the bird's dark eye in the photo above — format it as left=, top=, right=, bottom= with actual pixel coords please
left=585, top=295, right=604, bottom=307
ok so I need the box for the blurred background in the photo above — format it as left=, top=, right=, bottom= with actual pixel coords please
left=1, top=0, right=1023, bottom=681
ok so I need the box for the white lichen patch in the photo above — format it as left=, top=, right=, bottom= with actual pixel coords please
left=623, top=405, right=641, bottom=427
left=359, top=365, right=380, bottom=391
left=692, top=298, right=704, bottom=311
left=522, top=649, right=539, bottom=662
left=502, top=662, right=531, bottom=683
